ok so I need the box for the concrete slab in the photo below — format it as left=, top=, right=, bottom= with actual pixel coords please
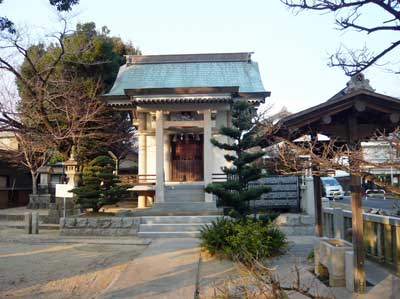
left=198, top=251, right=236, bottom=298
left=100, top=238, right=200, bottom=299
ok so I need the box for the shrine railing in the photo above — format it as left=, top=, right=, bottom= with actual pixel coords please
left=322, top=207, right=400, bottom=273
left=119, top=174, right=156, bottom=185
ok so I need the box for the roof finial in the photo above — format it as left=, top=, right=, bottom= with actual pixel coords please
left=344, top=73, right=374, bottom=94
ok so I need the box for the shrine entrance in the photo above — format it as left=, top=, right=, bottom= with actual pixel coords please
left=170, top=134, right=203, bottom=182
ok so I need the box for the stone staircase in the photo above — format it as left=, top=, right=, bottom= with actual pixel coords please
left=138, top=215, right=220, bottom=238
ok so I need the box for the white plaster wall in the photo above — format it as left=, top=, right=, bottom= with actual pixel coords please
left=146, top=135, right=156, bottom=175
left=212, top=134, right=229, bottom=174
left=215, top=111, right=228, bottom=129
left=212, top=111, right=231, bottom=174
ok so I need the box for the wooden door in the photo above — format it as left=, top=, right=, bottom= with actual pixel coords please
left=171, top=134, right=203, bottom=181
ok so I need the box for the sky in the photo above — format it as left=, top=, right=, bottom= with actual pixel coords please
left=2, top=0, right=400, bottom=113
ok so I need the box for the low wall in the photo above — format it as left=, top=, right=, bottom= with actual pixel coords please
left=60, top=217, right=140, bottom=236
left=275, top=213, right=314, bottom=236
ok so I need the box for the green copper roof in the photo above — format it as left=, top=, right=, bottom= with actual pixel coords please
left=104, top=54, right=266, bottom=96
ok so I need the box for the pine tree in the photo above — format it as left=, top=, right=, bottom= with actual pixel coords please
left=205, top=100, right=270, bottom=217
left=72, top=156, right=130, bottom=213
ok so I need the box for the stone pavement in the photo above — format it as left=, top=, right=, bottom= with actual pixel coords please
left=99, top=238, right=200, bottom=299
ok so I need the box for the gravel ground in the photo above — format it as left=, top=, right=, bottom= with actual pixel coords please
left=0, top=228, right=147, bottom=299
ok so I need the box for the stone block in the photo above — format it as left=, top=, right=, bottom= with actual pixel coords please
left=279, top=226, right=294, bottom=236
left=111, top=218, right=122, bottom=228
left=87, top=218, right=98, bottom=228
left=75, top=218, right=88, bottom=228
left=122, top=218, right=134, bottom=228
left=65, top=218, right=77, bottom=228
left=301, top=215, right=314, bottom=225
left=287, top=214, right=301, bottom=226
left=97, top=219, right=112, bottom=228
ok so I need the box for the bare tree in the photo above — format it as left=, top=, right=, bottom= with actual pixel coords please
left=271, top=133, right=400, bottom=201
left=209, top=256, right=334, bottom=299
left=281, top=0, right=400, bottom=75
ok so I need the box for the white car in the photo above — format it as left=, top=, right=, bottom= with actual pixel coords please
left=320, top=177, right=344, bottom=200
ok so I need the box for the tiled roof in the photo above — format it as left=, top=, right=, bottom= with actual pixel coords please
left=104, top=53, right=266, bottom=97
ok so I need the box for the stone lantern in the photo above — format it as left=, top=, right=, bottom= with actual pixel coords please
left=64, top=150, right=80, bottom=187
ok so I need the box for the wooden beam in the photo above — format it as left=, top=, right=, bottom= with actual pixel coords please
left=348, top=113, right=366, bottom=293
left=350, top=174, right=366, bottom=293
left=313, top=173, right=323, bottom=237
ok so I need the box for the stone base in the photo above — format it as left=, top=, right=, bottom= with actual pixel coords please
left=28, top=194, right=53, bottom=209
left=60, top=217, right=140, bottom=236
left=314, top=237, right=353, bottom=287
left=47, top=197, right=80, bottom=224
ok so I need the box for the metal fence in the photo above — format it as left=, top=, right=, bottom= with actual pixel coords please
left=322, top=207, right=400, bottom=273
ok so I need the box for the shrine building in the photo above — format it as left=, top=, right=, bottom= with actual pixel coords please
left=103, top=52, right=269, bottom=212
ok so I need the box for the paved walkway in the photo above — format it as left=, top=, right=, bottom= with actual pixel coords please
left=100, top=238, right=200, bottom=299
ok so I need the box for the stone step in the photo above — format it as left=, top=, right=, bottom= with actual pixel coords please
left=139, top=223, right=207, bottom=232
left=138, top=231, right=201, bottom=238
left=141, top=215, right=220, bottom=224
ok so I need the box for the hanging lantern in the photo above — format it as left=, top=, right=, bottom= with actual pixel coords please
left=172, top=134, right=177, bottom=142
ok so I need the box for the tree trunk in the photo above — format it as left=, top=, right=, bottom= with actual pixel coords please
left=31, top=172, right=38, bottom=195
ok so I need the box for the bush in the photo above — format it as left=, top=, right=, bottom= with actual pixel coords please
left=200, top=217, right=287, bottom=262
left=71, top=155, right=131, bottom=213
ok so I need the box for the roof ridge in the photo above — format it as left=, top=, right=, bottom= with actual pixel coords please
left=125, top=52, right=253, bottom=65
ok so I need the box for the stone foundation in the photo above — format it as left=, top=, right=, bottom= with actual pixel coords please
left=60, top=217, right=140, bottom=236
left=275, top=213, right=314, bottom=236
left=314, top=237, right=353, bottom=287
left=28, top=194, right=53, bottom=209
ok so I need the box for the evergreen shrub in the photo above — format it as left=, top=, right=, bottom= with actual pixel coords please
left=200, top=217, right=287, bottom=262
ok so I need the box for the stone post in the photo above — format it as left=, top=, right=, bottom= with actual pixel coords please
left=138, top=112, right=147, bottom=208
left=333, top=208, right=344, bottom=239
left=300, top=176, right=315, bottom=215
left=24, top=212, right=32, bottom=234
left=203, top=109, right=213, bottom=202
left=32, top=211, right=39, bottom=234
left=155, top=110, right=164, bottom=202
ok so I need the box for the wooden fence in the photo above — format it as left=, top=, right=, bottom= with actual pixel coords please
left=322, top=207, right=400, bottom=273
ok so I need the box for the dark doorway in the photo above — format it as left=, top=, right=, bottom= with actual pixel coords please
left=170, top=134, right=203, bottom=181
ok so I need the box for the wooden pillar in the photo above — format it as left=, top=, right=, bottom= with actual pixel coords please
left=313, top=173, right=323, bottom=237
left=350, top=173, right=366, bottom=293
left=347, top=113, right=366, bottom=293
left=203, top=109, right=213, bottom=202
